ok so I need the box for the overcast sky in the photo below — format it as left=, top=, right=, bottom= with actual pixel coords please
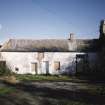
left=0, top=0, right=105, bottom=43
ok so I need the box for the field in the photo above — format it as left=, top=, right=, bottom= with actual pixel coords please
left=0, top=75, right=105, bottom=105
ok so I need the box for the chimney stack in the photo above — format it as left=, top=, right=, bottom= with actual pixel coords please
left=69, top=33, right=75, bottom=40
left=0, top=45, right=2, bottom=48
left=100, top=20, right=105, bottom=38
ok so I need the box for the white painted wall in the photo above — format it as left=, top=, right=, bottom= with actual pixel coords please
left=0, top=52, right=97, bottom=75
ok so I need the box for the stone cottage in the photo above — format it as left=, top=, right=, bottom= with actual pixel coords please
left=2, top=19, right=105, bottom=75
left=0, top=32, right=98, bottom=75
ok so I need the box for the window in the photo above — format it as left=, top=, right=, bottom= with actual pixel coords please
left=37, top=52, right=44, bottom=61
left=15, top=67, right=19, bottom=72
left=54, top=61, right=60, bottom=70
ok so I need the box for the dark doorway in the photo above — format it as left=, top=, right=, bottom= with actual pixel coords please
left=76, top=54, right=89, bottom=75
left=0, top=61, right=6, bottom=67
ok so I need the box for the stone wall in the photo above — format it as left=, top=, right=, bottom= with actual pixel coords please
left=98, top=20, right=105, bottom=73
left=0, top=52, right=97, bottom=75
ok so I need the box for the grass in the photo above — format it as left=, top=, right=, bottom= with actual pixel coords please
left=14, top=74, right=105, bottom=97
left=0, top=87, right=16, bottom=95
left=2, top=74, right=105, bottom=95
left=12, top=74, right=105, bottom=96
left=87, top=84, right=105, bottom=95
left=1, top=65, right=105, bottom=105
left=15, top=74, right=73, bottom=81
left=0, top=75, right=105, bottom=105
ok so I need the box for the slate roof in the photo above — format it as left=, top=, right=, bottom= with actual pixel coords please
left=0, top=39, right=98, bottom=52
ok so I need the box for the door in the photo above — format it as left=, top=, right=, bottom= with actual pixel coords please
left=31, top=63, right=38, bottom=74
left=76, top=54, right=88, bottom=74
left=76, top=57, right=84, bottom=73
left=42, top=61, right=49, bottom=74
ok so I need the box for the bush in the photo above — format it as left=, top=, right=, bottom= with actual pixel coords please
left=0, top=65, right=12, bottom=76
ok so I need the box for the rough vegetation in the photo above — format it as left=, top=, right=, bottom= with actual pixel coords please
left=0, top=77, right=105, bottom=105
left=0, top=65, right=105, bottom=105
left=0, top=65, right=12, bottom=76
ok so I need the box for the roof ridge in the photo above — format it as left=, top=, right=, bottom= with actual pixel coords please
left=8, top=38, right=67, bottom=40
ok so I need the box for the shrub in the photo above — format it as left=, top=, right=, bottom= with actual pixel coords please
left=0, top=65, right=12, bottom=76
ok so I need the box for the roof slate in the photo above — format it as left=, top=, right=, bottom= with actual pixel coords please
left=0, top=39, right=98, bottom=52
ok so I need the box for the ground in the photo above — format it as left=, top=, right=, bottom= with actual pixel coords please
left=0, top=75, right=105, bottom=105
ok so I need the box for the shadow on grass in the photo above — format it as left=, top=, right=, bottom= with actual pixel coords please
left=3, top=81, right=105, bottom=105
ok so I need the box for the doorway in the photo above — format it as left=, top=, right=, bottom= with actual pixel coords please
left=42, top=61, right=49, bottom=74
left=76, top=54, right=88, bottom=75
left=31, top=63, right=38, bottom=74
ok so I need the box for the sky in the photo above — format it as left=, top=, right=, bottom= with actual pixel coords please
left=0, top=0, right=105, bottom=43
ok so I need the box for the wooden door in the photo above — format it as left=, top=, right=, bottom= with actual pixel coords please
left=31, top=63, right=38, bottom=74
